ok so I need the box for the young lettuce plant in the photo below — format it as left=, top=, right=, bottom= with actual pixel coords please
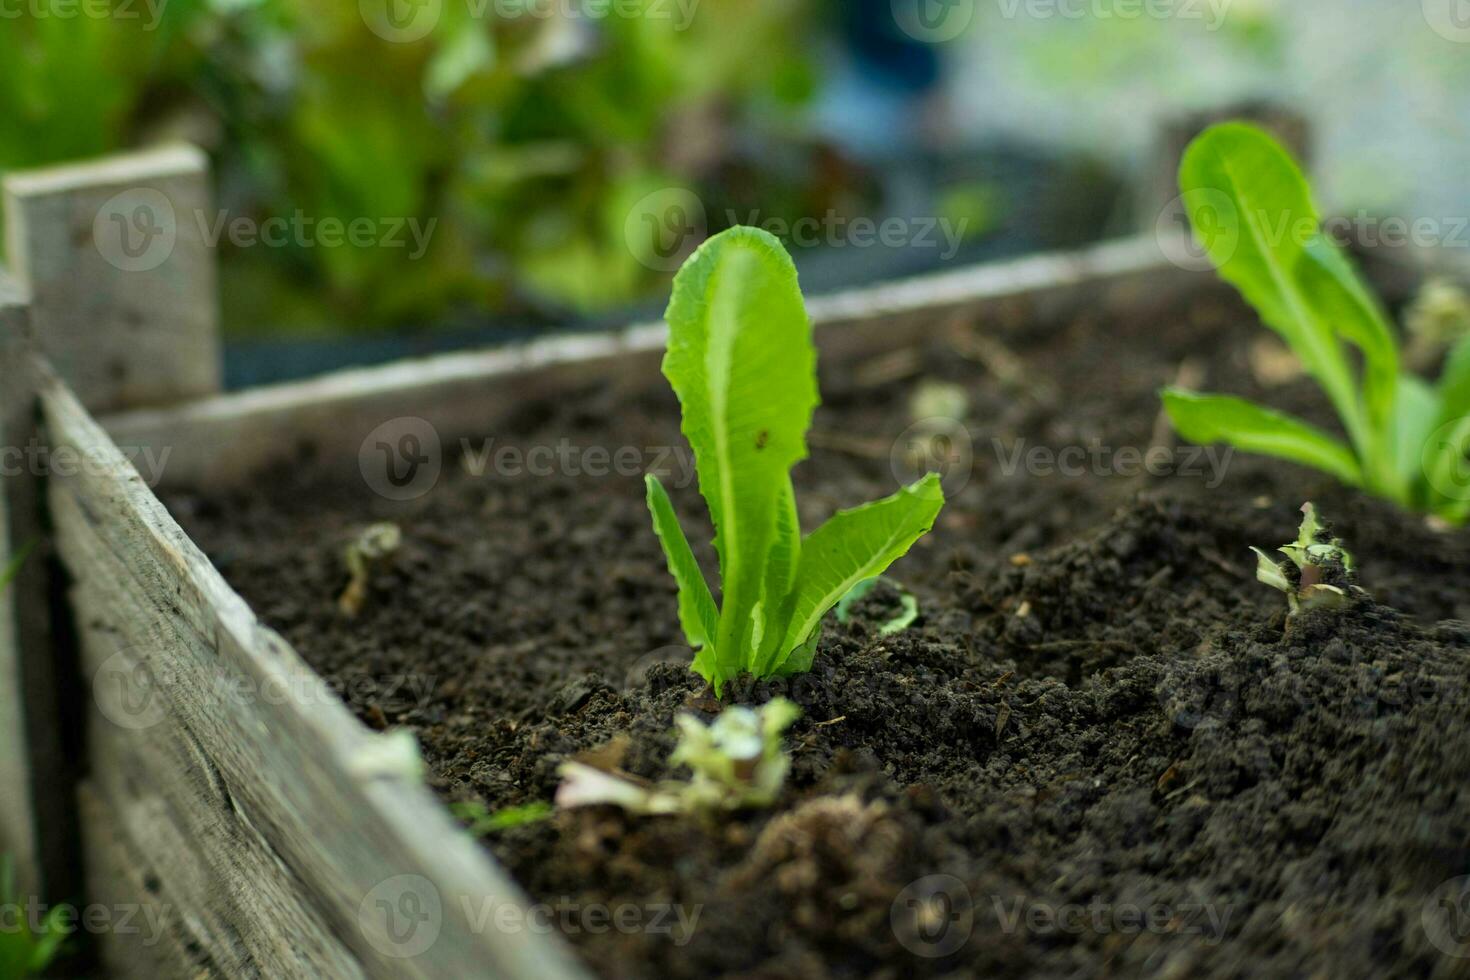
left=646, top=227, right=945, bottom=694
left=1161, top=123, right=1470, bottom=524
left=1252, top=503, right=1361, bottom=616
left=556, top=698, right=800, bottom=816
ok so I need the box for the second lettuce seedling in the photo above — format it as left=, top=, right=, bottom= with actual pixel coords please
left=647, top=227, right=944, bottom=694
left=1162, top=123, right=1470, bottom=524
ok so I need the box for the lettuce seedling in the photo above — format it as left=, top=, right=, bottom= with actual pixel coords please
left=339, top=522, right=401, bottom=618
left=556, top=698, right=800, bottom=815
left=647, top=227, right=945, bottom=694
left=1252, top=503, right=1359, bottom=615
left=1161, top=123, right=1470, bottom=524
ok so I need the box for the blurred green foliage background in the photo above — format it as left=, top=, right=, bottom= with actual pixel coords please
left=0, top=0, right=841, bottom=335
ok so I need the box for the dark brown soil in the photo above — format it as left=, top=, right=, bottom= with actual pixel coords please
left=166, top=283, right=1470, bottom=979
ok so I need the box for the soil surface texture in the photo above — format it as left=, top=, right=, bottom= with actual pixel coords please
left=168, top=282, right=1470, bottom=979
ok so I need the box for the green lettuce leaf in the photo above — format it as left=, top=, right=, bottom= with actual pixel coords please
left=661, top=226, right=819, bottom=684
left=1161, top=388, right=1363, bottom=488
left=763, top=473, right=944, bottom=675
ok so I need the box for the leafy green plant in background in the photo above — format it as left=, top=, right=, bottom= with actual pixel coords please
left=0, top=0, right=825, bottom=332
left=1162, top=123, right=1470, bottom=524
left=645, top=227, right=944, bottom=695
left=0, top=857, right=68, bottom=980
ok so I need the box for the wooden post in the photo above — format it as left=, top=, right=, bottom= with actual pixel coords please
left=3, top=144, right=221, bottom=413
left=0, top=145, right=222, bottom=900
left=0, top=273, right=74, bottom=902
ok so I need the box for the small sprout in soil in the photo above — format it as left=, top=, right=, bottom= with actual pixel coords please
left=556, top=698, right=800, bottom=816
left=647, top=227, right=945, bottom=695
left=450, top=801, right=553, bottom=837
left=1252, top=503, right=1359, bottom=616
left=339, top=522, right=402, bottom=618
left=0, top=855, right=68, bottom=979
left=835, top=577, right=920, bottom=636
left=1161, top=122, right=1470, bottom=525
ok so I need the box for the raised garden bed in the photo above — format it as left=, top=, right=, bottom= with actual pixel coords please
left=3, top=146, right=1469, bottom=979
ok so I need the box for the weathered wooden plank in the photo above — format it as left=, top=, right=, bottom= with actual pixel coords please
left=103, top=235, right=1203, bottom=490
left=0, top=273, right=79, bottom=902
left=70, top=592, right=366, bottom=979
left=3, top=145, right=221, bottom=414
left=78, top=782, right=224, bottom=980
left=42, top=359, right=588, bottom=980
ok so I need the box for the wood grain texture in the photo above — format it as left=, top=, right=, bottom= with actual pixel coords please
left=42, top=360, right=587, bottom=980
left=104, top=235, right=1203, bottom=491
left=79, top=782, right=225, bottom=979
left=3, top=145, right=221, bottom=414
